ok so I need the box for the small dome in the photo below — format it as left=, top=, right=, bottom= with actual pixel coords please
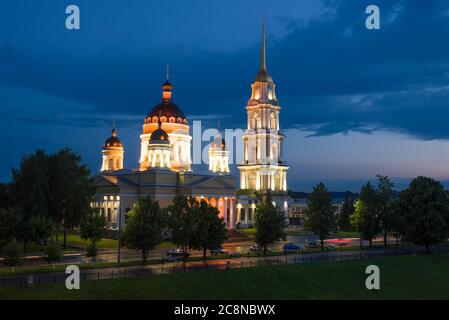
left=104, top=129, right=123, bottom=147
left=150, top=120, right=170, bottom=144
left=255, top=69, right=273, bottom=83
left=211, top=133, right=226, bottom=150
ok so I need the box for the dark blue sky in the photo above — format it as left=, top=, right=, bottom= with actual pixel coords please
left=1, top=0, right=449, bottom=191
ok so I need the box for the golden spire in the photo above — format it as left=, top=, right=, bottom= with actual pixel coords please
left=261, top=18, right=266, bottom=71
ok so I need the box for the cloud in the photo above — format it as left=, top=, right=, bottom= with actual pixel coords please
left=0, top=0, right=449, bottom=141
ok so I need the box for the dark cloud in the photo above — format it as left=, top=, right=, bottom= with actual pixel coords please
left=1, top=0, right=449, bottom=140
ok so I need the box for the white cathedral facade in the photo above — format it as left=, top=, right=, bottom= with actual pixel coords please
left=93, top=21, right=290, bottom=229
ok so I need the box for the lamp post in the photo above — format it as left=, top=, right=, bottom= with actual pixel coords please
left=118, top=205, right=122, bottom=264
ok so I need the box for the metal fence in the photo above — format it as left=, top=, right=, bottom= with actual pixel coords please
left=1, top=245, right=448, bottom=289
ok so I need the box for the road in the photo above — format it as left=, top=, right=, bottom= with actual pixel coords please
left=0, top=233, right=399, bottom=270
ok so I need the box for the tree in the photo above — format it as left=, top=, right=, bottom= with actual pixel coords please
left=168, top=196, right=196, bottom=259
left=10, top=150, right=50, bottom=250
left=304, top=182, right=337, bottom=251
left=189, top=200, right=227, bottom=259
left=351, top=182, right=381, bottom=248
left=44, top=242, right=63, bottom=270
left=2, top=239, right=23, bottom=272
left=0, top=208, right=21, bottom=248
left=29, top=215, right=53, bottom=247
left=338, top=195, right=354, bottom=231
left=48, top=148, right=96, bottom=249
left=395, top=176, right=449, bottom=252
left=254, top=194, right=287, bottom=255
left=376, top=175, right=395, bottom=247
left=80, top=210, right=107, bottom=262
left=121, top=197, right=166, bottom=264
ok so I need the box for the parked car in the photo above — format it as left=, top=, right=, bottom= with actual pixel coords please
left=282, top=243, right=303, bottom=252
left=249, top=244, right=271, bottom=253
left=166, top=248, right=190, bottom=258
left=306, top=242, right=320, bottom=249
left=229, top=251, right=241, bottom=257
left=324, top=243, right=337, bottom=251
left=210, top=247, right=229, bottom=255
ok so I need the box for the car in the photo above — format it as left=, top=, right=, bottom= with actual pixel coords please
left=324, top=243, right=337, bottom=251
left=229, top=251, right=241, bottom=257
left=210, top=247, right=229, bottom=255
left=282, top=243, right=303, bottom=252
left=307, top=242, right=320, bottom=249
left=166, top=248, right=190, bottom=258
left=249, top=244, right=271, bottom=253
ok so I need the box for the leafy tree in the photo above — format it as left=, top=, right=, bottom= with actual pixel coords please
left=0, top=208, right=21, bottom=247
left=189, top=200, right=227, bottom=259
left=0, top=183, right=13, bottom=209
left=85, top=243, right=99, bottom=262
left=395, top=176, right=449, bottom=252
left=338, top=195, right=354, bottom=231
left=304, top=182, right=337, bottom=251
left=376, top=175, right=395, bottom=247
left=121, top=197, right=166, bottom=264
left=255, top=194, right=287, bottom=254
left=2, top=239, right=23, bottom=272
left=351, top=182, right=381, bottom=248
left=10, top=150, right=50, bottom=249
left=80, top=210, right=107, bottom=262
left=168, top=196, right=196, bottom=259
left=44, top=242, right=63, bottom=270
left=29, top=215, right=53, bottom=247
left=48, top=148, right=96, bottom=249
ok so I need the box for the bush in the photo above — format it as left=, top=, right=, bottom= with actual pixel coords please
left=86, top=242, right=98, bottom=262
left=44, top=242, right=63, bottom=267
left=3, top=239, right=23, bottom=269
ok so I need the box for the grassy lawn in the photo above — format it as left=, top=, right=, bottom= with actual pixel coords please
left=239, top=228, right=256, bottom=237
left=333, top=231, right=360, bottom=238
left=2, top=253, right=449, bottom=299
left=61, top=232, right=174, bottom=250
left=62, top=232, right=118, bottom=249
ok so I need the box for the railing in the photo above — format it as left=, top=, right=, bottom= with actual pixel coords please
left=1, top=245, right=448, bottom=289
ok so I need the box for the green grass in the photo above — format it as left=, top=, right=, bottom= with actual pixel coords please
left=2, top=253, right=449, bottom=299
left=239, top=228, right=256, bottom=237
left=60, top=232, right=118, bottom=249
left=333, top=231, right=360, bottom=238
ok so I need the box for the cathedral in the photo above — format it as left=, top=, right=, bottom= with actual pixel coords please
left=93, top=21, right=290, bottom=229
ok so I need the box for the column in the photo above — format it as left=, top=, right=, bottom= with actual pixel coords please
left=223, top=198, right=228, bottom=228
left=229, top=198, right=235, bottom=229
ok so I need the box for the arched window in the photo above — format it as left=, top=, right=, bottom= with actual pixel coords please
left=108, top=159, right=113, bottom=170
left=248, top=208, right=253, bottom=221
left=107, top=208, right=111, bottom=223
left=270, top=112, right=276, bottom=129
left=252, top=112, right=260, bottom=129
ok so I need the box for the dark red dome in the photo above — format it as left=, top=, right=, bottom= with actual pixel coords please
left=104, top=129, right=123, bottom=147
left=146, top=101, right=187, bottom=123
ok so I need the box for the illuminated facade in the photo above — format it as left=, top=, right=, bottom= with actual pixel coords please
left=208, top=130, right=230, bottom=174
left=101, top=128, right=124, bottom=172
left=236, top=21, right=290, bottom=227
left=238, top=21, right=288, bottom=193
left=139, top=75, right=192, bottom=172
left=94, top=22, right=292, bottom=230
left=94, top=72, right=236, bottom=229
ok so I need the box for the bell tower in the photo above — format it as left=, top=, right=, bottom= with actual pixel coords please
left=238, top=20, right=289, bottom=194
